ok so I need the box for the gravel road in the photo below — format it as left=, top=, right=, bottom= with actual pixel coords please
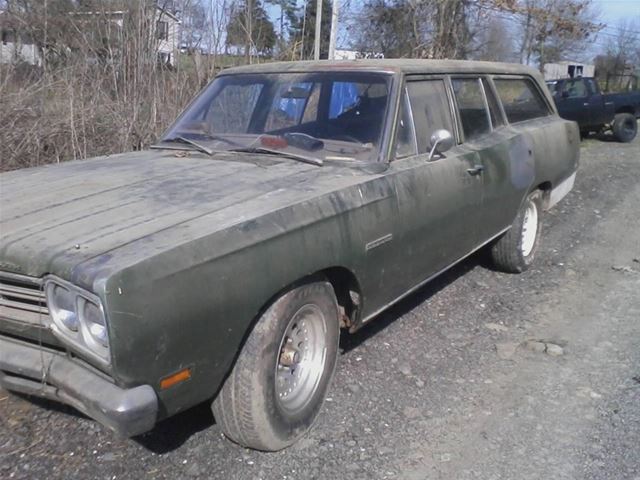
left=1, top=136, right=639, bottom=480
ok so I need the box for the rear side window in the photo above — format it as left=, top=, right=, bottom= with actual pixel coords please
left=482, top=79, right=504, bottom=128
left=406, top=80, right=454, bottom=154
left=452, top=78, right=491, bottom=140
left=494, top=78, right=551, bottom=124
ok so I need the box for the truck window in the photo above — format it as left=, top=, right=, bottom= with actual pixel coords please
left=560, top=79, right=588, bottom=98
left=585, top=79, right=599, bottom=95
left=406, top=80, right=454, bottom=154
left=452, top=78, right=492, bottom=140
left=493, top=78, right=550, bottom=124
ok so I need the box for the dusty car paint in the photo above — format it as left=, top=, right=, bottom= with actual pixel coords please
left=0, top=60, right=579, bottom=432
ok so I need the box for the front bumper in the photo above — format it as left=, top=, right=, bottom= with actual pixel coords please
left=0, top=336, right=158, bottom=437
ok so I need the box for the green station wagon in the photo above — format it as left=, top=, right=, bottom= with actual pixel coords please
left=0, top=60, right=579, bottom=451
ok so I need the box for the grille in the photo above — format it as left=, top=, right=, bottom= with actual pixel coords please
left=0, top=273, right=49, bottom=325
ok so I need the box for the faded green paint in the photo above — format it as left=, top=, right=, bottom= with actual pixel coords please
left=0, top=60, right=579, bottom=424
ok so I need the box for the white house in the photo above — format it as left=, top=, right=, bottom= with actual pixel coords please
left=1, top=6, right=179, bottom=67
left=71, top=6, right=180, bottom=66
left=152, top=6, right=180, bottom=65
left=543, top=61, right=595, bottom=80
left=0, top=12, right=42, bottom=66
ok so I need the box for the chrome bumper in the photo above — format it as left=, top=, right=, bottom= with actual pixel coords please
left=0, top=336, right=158, bottom=437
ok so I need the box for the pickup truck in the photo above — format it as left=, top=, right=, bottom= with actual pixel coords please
left=546, top=76, right=640, bottom=142
left=0, top=60, right=579, bottom=451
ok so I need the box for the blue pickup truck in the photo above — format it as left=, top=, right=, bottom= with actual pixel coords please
left=547, top=77, right=640, bottom=142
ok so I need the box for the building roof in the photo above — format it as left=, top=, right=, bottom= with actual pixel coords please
left=220, top=59, right=541, bottom=77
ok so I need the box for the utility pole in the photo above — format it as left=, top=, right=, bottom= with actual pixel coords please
left=328, top=0, right=339, bottom=60
left=313, top=0, right=322, bottom=60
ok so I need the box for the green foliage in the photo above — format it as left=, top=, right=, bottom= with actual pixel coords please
left=226, top=0, right=276, bottom=56
left=288, top=0, right=332, bottom=59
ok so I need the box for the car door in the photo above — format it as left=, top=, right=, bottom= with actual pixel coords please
left=584, top=78, right=612, bottom=126
left=483, top=76, right=557, bottom=237
left=555, top=78, right=590, bottom=125
left=385, top=77, right=484, bottom=294
left=451, top=76, right=528, bottom=243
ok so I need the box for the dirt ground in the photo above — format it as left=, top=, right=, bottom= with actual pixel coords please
left=1, top=136, right=639, bottom=480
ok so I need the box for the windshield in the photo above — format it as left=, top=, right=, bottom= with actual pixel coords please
left=161, top=72, right=392, bottom=163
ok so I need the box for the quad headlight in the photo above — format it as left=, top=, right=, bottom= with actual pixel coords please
left=44, top=277, right=110, bottom=364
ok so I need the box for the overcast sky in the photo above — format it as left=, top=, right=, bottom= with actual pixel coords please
left=592, top=0, right=640, bottom=26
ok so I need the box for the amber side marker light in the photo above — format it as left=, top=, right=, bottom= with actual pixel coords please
left=160, top=368, right=192, bottom=389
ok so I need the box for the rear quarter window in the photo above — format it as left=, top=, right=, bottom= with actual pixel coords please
left=452, top=78, right=492, bottom=140
left=494, top=78, right=550, bottom=124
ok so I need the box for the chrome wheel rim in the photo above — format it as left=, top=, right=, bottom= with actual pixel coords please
left=275, top=304, right=329, bottom=415
left=521, top=200, right=538, bottom=257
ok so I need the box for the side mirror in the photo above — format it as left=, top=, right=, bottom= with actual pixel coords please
left=561, top=91, right=570, bottom=99
left=428, top=129, right=454, bottom=160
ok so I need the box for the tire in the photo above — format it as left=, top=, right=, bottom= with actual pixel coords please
left=612, top=113, right=637, bottom=143
left=491, top=190, right=542, bottom=273
left=212, top=281, right=340, bottom=451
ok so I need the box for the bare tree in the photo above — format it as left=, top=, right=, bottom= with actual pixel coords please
left=473, top=16, right=516, bottom=62
left=494, top=0, right=603, bottom=67
left=595, top=18, right=640, bottom=91
left=353, top=0, right=492, bottom=60
left=0, top=0, right=199, bottom=171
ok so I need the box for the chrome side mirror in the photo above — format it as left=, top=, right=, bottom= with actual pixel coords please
left=428, top=129, right=454, bottom=160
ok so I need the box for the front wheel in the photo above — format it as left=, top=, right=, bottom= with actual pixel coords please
left=491, top=190, right=543, bottom=273
left=612, top=113, right=637, bottom=143
left=212, top=281, right=340, bottom=451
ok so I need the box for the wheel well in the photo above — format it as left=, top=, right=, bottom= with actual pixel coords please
left=318, top=266, right=361, bottom=331
left=535, top=181, right=552, bottom=210
left=615, top=106, right=634, bottom=115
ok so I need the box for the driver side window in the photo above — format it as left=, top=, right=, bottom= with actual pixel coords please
left=561, top=79, right=588, bottom=98
left=406, top=79, right=455, bottom=154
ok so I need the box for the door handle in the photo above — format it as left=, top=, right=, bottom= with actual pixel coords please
left=466, top=165, right=484, bottom=176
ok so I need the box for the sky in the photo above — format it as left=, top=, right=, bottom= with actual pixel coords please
left=587, top=0, right=640, bottom=60
left=262, top=0, right=640, bottom=60
left=593, top=0, right=640, bottom=26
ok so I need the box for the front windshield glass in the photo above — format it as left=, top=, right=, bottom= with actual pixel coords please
left=162, top=72, right=392, bottom=163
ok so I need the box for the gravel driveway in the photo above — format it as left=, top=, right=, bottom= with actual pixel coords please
left=2, top=136, right=639, bottom=480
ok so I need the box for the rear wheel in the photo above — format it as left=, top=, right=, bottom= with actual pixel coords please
left=491, top=190, right=543, bottom=273
left=212, top=281, right=340, bottom=451
left=612, top=113, right=637, bottom=143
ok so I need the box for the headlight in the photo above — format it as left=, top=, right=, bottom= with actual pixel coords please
left=79, top=297, right=109, bottom=349
left=44, top=277, right=110, bottom=365
left=46, top=283, right=80, bottom=333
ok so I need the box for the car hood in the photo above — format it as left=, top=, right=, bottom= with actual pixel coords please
left=0, top=149, right=356, bottom=281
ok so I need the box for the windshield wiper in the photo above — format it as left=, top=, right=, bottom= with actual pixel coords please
left=229, top=147, right=323, bottom=166
left=197, top=133, right=243, bottom=147
left=159, top=136, right=214, bottom=155
left=282, top=132, right=324, bottom=151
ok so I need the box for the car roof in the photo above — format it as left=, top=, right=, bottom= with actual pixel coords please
left=219, top=59, right=541, bottom=78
